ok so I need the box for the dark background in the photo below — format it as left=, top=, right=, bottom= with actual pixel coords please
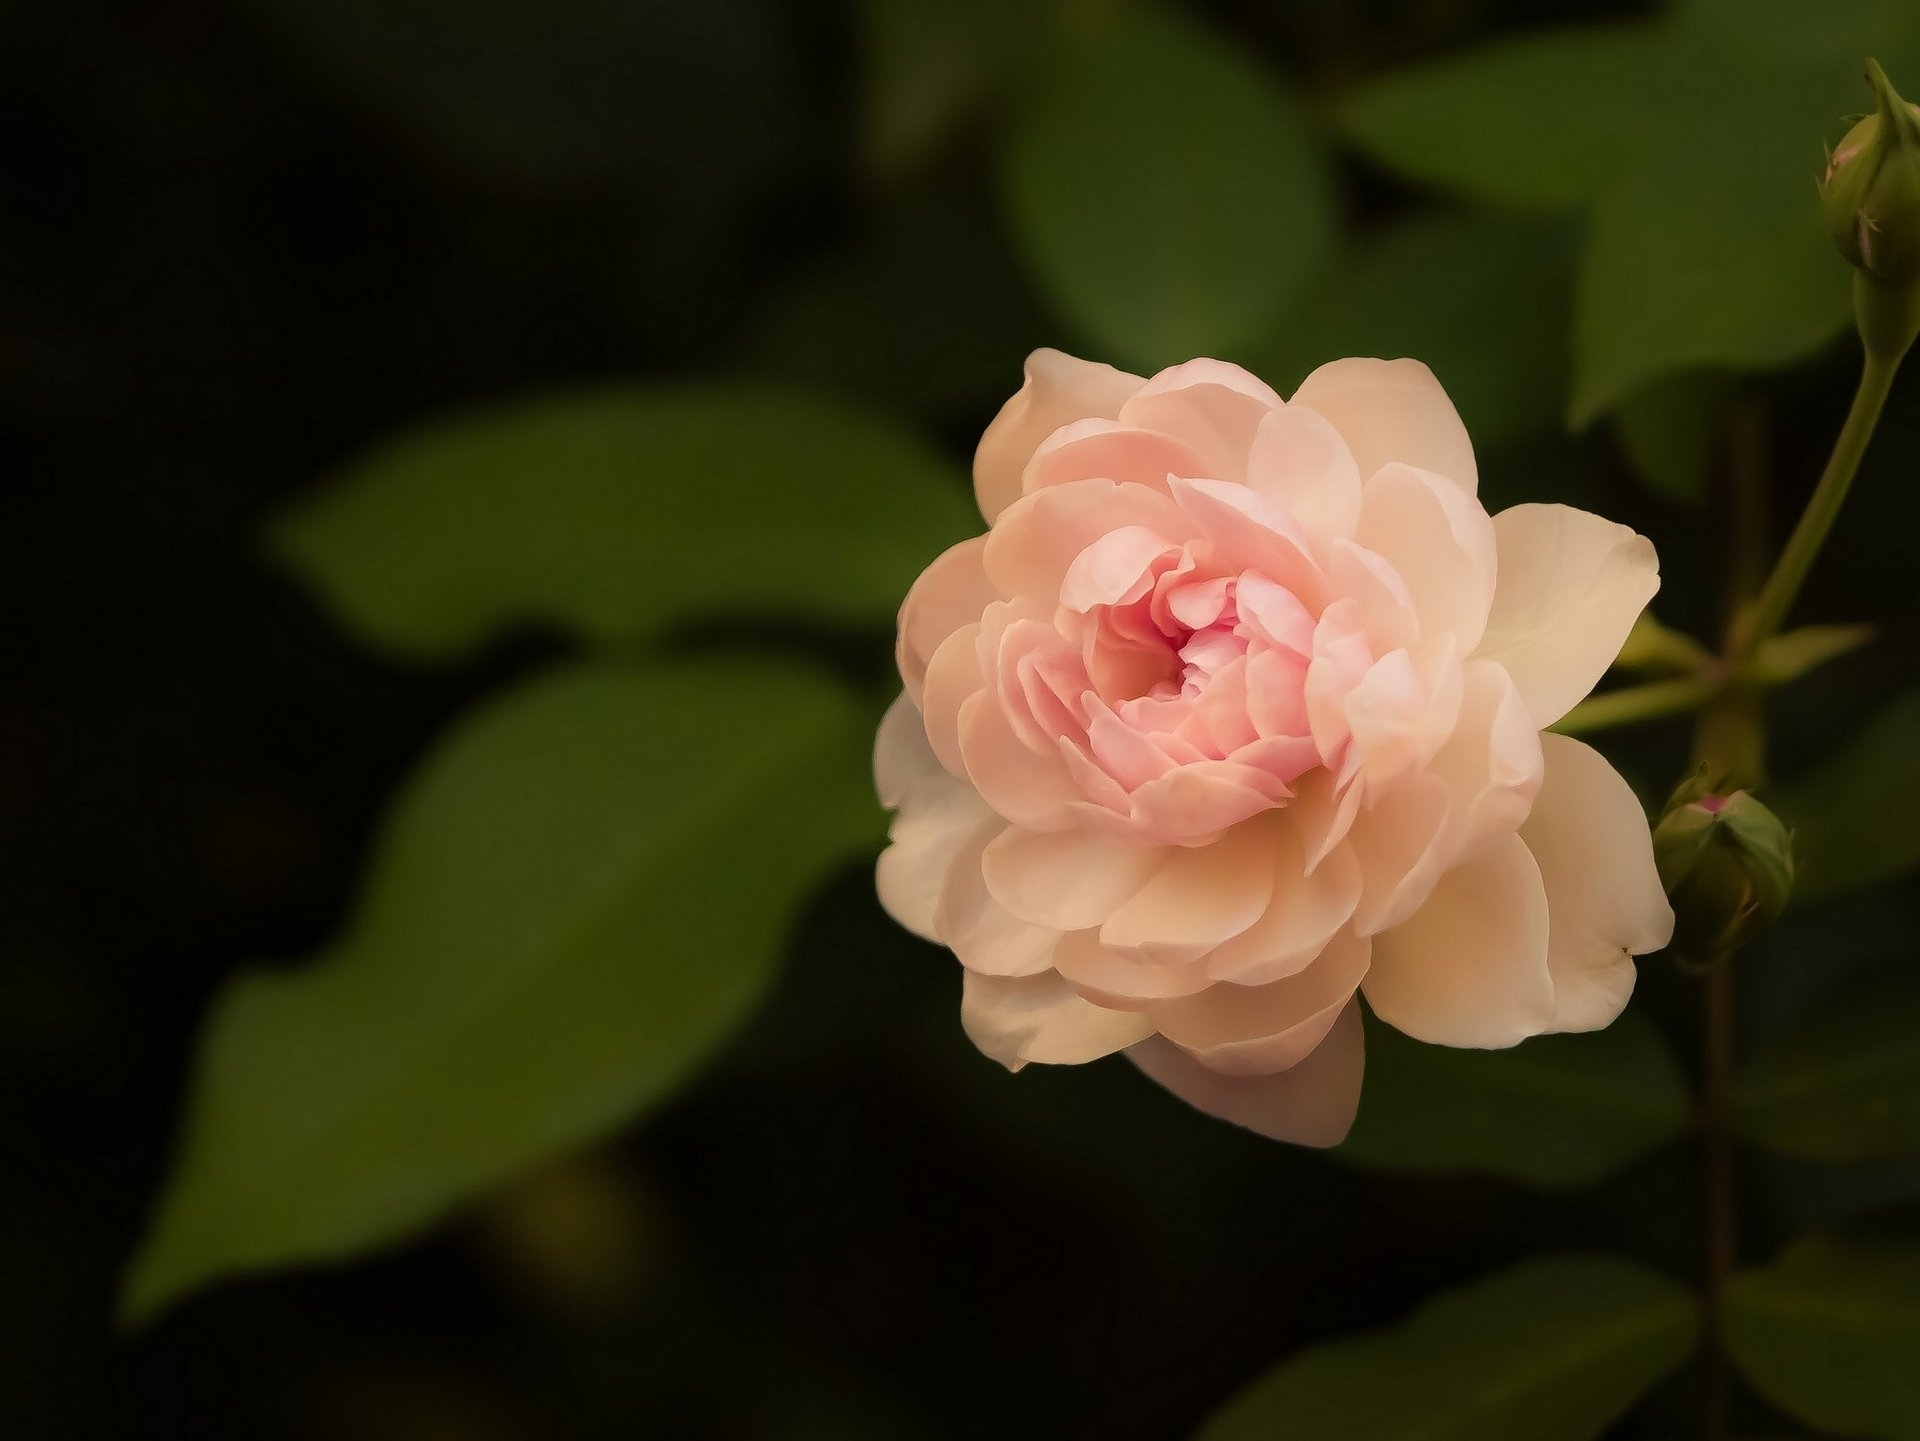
left=7, top=0, right=1920, bottom=1436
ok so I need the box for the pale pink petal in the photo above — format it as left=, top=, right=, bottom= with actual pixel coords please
left=1098, top=820, right=1277, bottom=962
left=1059, top=526, right=1183, bottom=611
left=1126, top=1001, right=1365, bottom=1146
left=1117, top=358, right=1285, bottom=481
left=1346, top=771, right=1453, bottom=937
left=919, top=622, right=984, bottom=778
left=1024, top=418, right=1210, bottom=498
left=896, top=534, right=996, bottom=705
left=1476, top=504, right=1660, bottom=727
left=874, top=690, right=937, bottom=810
left=1290, top=357, right=1478, bottom=495
left=962, top=970, right=1153, bottom=1070
left=957, top=690, right=1081, bottom=831
left=984, top=478, right=1192, bottom=603
left=1427, top=658, right=1544, bottom=863
left=1053, top=929, right=1216, bottom=1007
left=1354, top=463, right=1497, bottom=653
left=974, top=349, right=1144, bottom=522
left=981, top=826, right=1168, bottom=931
left=1206, top=832, right=1363, bottom=985
left=1364, top=832, right=1555, bottom=1048
left=1126, top=761, right=1287, bottom=844
left=1167, top=476, right=1323, bottom=605
left=934, top=818, right=1064, bottom=977
left=1243, top=403, right=1364, bottom=548
left=1325, top=541, right=1419, bottom=656
left=876, top=772, right=996, bottom=941
left=1155, top=929, right=1371, bottom=1075
left=1521, top=734, right=1674, bottom=1032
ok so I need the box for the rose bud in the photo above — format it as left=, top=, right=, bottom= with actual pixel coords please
left=876, top=350, right=1673, bottom=1146
left=1822, top=59, right=1920, bottom=356
left=1653, top=789, right=1794, bottom=960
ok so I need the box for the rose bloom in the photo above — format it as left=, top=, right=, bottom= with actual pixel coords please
left=875, top=351, right=1674, bottom=1146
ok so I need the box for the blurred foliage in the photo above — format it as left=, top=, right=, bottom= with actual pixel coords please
left=1197, top=1255, right=1700, bottom=1440
left=6, top=0, right=1920, bottom=1435
left=1339, top=1011, right=1691, bottom=1190
left=1726, top=1227, right=1920, bottom=1439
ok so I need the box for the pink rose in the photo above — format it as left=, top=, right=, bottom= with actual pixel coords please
left=875, top=351, right=1675, bottom=1145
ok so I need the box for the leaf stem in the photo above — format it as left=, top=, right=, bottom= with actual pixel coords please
left=1551, top=675, right=1721, bottom=736
left=1732, top=348, right=1901, bottom=660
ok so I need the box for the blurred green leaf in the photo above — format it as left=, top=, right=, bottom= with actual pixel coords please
left=1336, top=25, right=1678, bottom=212
left=272, top=385, right=974, bottom=661
left=1609, top=371, right=1732, bottom=506
left=1195, top=1254, right=1700, bottom=1441
left=227, top=0, right=813, bottom=192
left=1733, top=959, right=1920, bottom=1162
left=1247, top=211, right=1576, bottom=452
left=1338, top=1011, right=1690, bottom=1189
left=1001, top=7, right=1333, bottom=369
left=856, top=0, right=1040, bottom=182
left=1339, top=10, right=1920, bottom=421
left=121, top=658, right=878, bottom=1323
left=1726, top=1227, right=1920, bottom=1440
left=1773, top=689, right=1920, bottom=900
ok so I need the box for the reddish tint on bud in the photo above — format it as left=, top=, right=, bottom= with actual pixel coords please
left=1653, top=785, right=1794, bottom=961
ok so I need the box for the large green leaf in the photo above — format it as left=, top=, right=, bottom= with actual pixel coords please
left=1774, top=689, right=1920, bottom=901
left=1246, top=211, right=1576, bottom=453
left=1726, top=1228, right=1920, bottom=1440
left=855, top=0, right=1040, bottom=182
left=1335, top=24, right=1680, bottom=212
left=1338, top=10, right=1920, bottom=422
left=1001, top=7, right=1333, bottom=370
left=1338, top=1011, right=1691, bottom=1189
left=121, top=658, right=878, bottom=1324
left=1195, top=1254, right=1700, bottom=1441
left=271, top=385, right=975, bottom=660
left=1733, top=959, right=1920, bottom=1162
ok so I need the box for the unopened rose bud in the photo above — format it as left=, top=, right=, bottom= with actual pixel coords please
left=1823, top=59, right=1920, bottom=356
left=1653, top=789, right=1794, bottom=959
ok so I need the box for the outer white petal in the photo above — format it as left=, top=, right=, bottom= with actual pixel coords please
left=1353, top=462, right=1497, bottom=654
left=875, top=771, right=995, bottom=941
left=961, top=970, right=1153, bottom=1070
left=1126, top=1001, right=1365, bottom=1146
left=974, top=349, right=1144, bottom=522
left=1363, top=832, right=1555, bottom=1048
left=1290, top=357, right=1478, bottom=495
left=874, top=690, right=938, bottom=810
left=1521, top=733, right=1675, bottom=1032
left=1475, top=504, right=1660, bottom=727
left=1098, top=820, right=1277, bottom=963
left=1151, top=929, right=1370, bottom=1076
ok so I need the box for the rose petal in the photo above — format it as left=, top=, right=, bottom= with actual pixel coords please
left=896, top=534, right=996, bottom=705
left=1521, top=733, right=1675, bottom=1032
left=974, top=349, right=1144, bottom=522
left=874, top=690, right=937, bottom=810
left=1098, top=819, right=1277, bottom=961
left=876, top=772, right=996, bottom=941
left=1167, top=476, right=1323, bottom=605
left=1363, top=832, right=1555, bottom=1048
left=934, top=818, right=1064, bottom=977
left=1154, top=929, right=1371, bottom=1075
left=1475, top=504, right=1660, bottom=727
left=1053, top=929, right=1215, bottom=1007
left=1290, top=357, right=1478, bottom=494
left=984, top=478, right=1192, bottom=604
left=962, top=970, right=1153, bottom=1069
left=1243, top=403, right=1364, bottom=549
left=981, top=826, right=1168, bottom=931
left=1024, top=418, right=1211, bottom=498
left=1206, top=831, right=1363, bottom=985
left=957, top=689, right=1081, bottom=832
left=1126, top=1001, right=1365, bottom=1146
left=1354, top=462, right=1497, bottom=654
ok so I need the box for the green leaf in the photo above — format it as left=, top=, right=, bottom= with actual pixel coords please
left=1338, top=1011, right=1691, bottom=1189
left=1001, top=7, right=1333, bottom=369
left=1726, top=1228, right=1920, bottom=1440
left=1733, top=958, right=1920, bottom=1162
left=1774, top=689, right=1920, bottom=901
left=1246, top=211, right=1576, bottom=452
left=1608, top=371, right=1733, bottom=506
left=1569, top=100, right=1849, bottom=424
left=1195, top=1254, right=1701, bottom=1441
left=271, top=385, right=975, bottom=661
left=855, top=0, right=1041, bottom=182
left=1335, top=24, right=1680, bottom=211
left=121, top=658, right=878, bottom=1324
